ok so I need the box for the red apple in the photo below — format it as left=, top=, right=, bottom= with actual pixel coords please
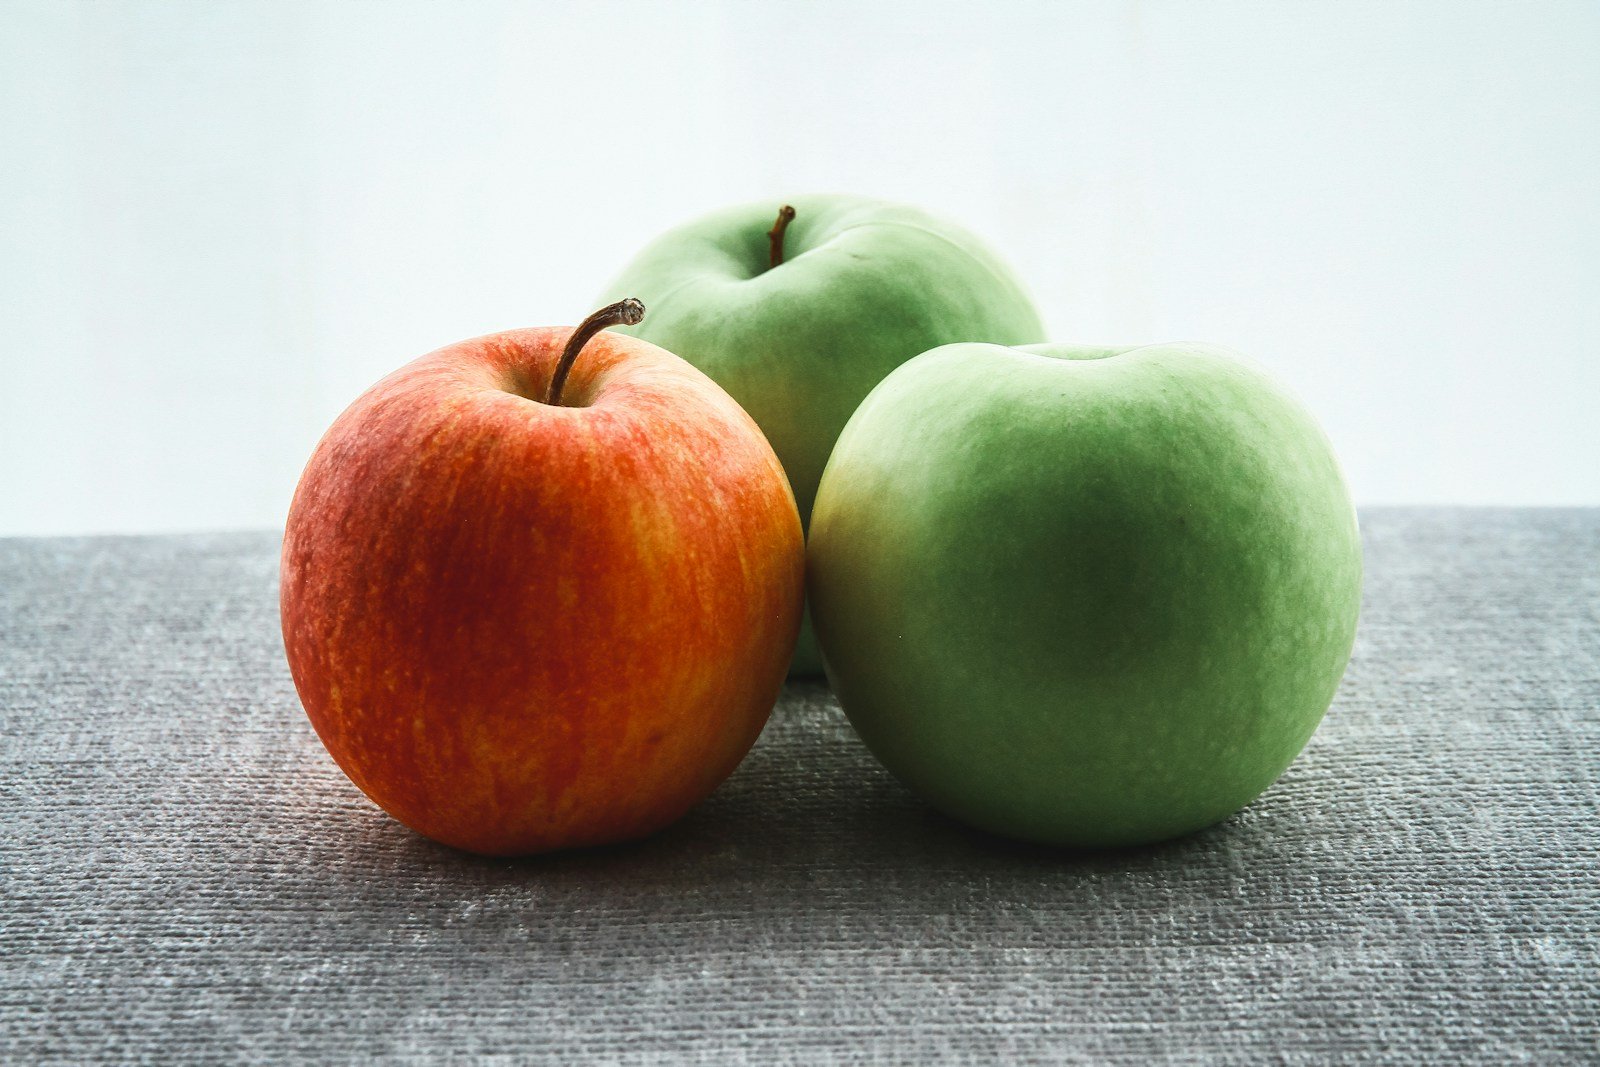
left=280, top=301, right=805, bottom=856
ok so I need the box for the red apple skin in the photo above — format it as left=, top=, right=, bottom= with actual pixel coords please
left=280, top=326, right=804, bottom=856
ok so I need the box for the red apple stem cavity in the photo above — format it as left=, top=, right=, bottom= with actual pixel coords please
left=545, top=298, right=646, bottom=407
left=767, top=205, right=797, bottom=269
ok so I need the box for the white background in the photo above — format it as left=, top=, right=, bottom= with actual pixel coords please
left=3, top=0, right=1597, bottom=536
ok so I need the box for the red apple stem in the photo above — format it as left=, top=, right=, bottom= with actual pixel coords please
left=767, top=205, right=797, bottom=269
left=545, top=298, right=646, bottom=406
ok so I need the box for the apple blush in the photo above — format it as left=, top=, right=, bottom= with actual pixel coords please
left=281, top=301, right=805, bottom=856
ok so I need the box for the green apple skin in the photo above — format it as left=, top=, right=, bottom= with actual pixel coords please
left=807, top=341, right=1362, bottom=848
left=598, top=195, right=1045, bottom=674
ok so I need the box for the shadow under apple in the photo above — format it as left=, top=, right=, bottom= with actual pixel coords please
left=277, top=681, right=1364, bottom=950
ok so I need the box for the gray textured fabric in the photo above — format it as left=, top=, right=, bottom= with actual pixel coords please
left=2, top=508, right=1597, bottom=1064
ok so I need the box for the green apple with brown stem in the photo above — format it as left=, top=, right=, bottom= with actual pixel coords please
left=599, top=195, right=1045, bottom=675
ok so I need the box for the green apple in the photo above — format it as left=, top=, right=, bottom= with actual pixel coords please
left=807, top=341, right=1362, bottom=847
left=598, top=195, right=1044, bottom=674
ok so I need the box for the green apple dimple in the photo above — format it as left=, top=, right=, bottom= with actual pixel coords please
left=1017, top=342, right=1130, bottom=362
left=599, top=196, right=1045, bottom=675
left=807, top=341, right=1363, bottom=847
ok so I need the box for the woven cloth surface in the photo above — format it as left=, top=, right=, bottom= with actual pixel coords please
left=2, top=508, right=1596, bottom=1063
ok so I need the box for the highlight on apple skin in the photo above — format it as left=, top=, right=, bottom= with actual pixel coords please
left=598, top=194, right=1047, bottom=676
left=280, top=302, right=806, bottom=856
left=806, top=340, right=1363, bottom=849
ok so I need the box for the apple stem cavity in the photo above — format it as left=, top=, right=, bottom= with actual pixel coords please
left=766, top=205, right=797, bottom=270
left=545, top=298, right=646, bottom=407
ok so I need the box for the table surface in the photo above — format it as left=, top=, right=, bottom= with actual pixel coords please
left=2, top=508, right=1597, bottom=1064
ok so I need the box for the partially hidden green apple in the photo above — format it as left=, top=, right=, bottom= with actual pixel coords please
left=807, top=341, right=1362, bottom=848
left=598, top=195, right=1045, bottom=674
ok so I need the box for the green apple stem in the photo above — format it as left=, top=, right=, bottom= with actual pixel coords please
left=545, top=298, right=646, bottom=406
left=767, top=205, right=797, bottom=269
